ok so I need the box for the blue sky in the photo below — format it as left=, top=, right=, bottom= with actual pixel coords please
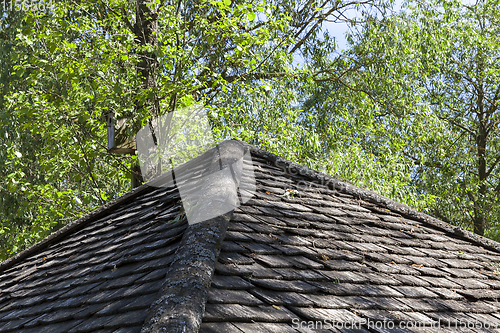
left=323, top=0, right=477, bottom=52
left=322, top=0, right=404, bottom=52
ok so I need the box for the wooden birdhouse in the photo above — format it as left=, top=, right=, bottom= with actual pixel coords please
left=106, top=112, right=136, bottom=154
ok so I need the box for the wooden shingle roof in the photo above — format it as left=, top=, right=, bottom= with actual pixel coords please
left=1, top=140, right=500, bottom=332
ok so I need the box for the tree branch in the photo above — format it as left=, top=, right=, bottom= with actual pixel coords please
left=120, top=7, right=136, bottom=34
left=435, top=114, right=475, bottom=136
left=486, top=153, right=500, bottom=178
left=402, top=151, right=442, bottom=168
left=289, top=5, right=340, bottom=54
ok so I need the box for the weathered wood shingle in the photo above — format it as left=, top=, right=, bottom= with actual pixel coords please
left=200, top=147, right=500, bottom=332
left=2, top=140, right=500, bottom=332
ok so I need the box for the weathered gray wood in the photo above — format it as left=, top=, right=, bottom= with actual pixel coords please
left=141, top=141, right=246, bottom=333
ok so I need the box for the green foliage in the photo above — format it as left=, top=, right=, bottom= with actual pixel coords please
left=212, top=0, right=500, bottom=240
left=0, top=0, right=380, bottom=261
left=209, top=64, right=433, bottom=212
left=341, top=0, right=500, bottom=236
left=5, top=0, right=500, bottom=259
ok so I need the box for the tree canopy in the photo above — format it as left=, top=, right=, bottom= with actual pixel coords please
left=0, top=0, right=385, bottom=260
left=342, top=0, right=500, bottom=237
left=2, top=0, right=500, bottom=261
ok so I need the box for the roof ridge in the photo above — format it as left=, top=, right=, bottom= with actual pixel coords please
left=141, top=140, right=248, bottom=333
left=243, top=142, right=500, bottom=254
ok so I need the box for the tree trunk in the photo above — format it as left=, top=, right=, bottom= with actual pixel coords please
left=474, top=133, right=487, bottom=235
left=135, top=0, right=159, bottom=115
left=474, top=82, right=487, bottom=236
left=474, top=139, right=487, bottom=235
left=132, top=0, right=159, bottom=188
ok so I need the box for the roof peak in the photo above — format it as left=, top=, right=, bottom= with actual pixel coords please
left=141, top=140, right=248, bottom=332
